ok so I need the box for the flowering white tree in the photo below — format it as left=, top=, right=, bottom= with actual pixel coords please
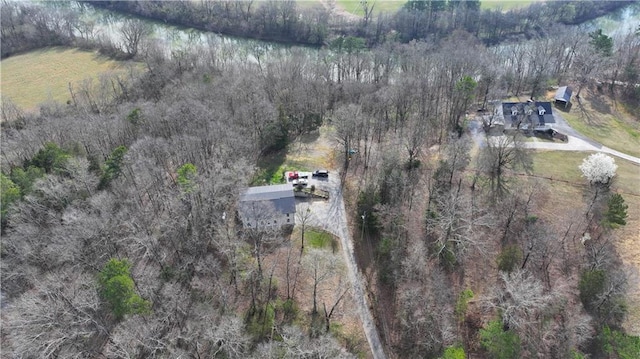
left=579, top=153, right=617, bottom=186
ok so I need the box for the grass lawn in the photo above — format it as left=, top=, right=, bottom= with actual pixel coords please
left=306, top=228, right=338, bottom=250
left=480, top=0, right=540, bottom=11
left=251, top=149, right=314, bottom=186
left=542, top=88, right=640, bottom=158
left=295, top=0, right=324, bottom=10
left=531, top=150, right=639, bottom=195
left=251, top=127, right=335, bottom=186
left=562, top=109, right=640, bottom=158
left=336, top=0, right=406, bottom=16
left=0, top=47, right=127, bottom=112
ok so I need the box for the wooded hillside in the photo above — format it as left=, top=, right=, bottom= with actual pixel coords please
left=1, top=1, right=639, bottom=358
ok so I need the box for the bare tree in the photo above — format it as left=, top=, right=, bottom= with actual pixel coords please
left=333, top=104, right=361, bottom=169
left=487, top=269, right=558, bottom=356
left=206, top=316, right=250, bottom=358
left=296, top=203, right=312, bottom=254
left=323, top=275, right=350, bottom=333
left=403, top=113, right=429, bottom=169
left=304, top=249, right=340, bottom=316
left=254, top=325, right=355, bottom=358
left=396, top=267, right=455, bottom=357
left=479, top=132, right=532, bottom=199
left=427, top=186, right=493, bottom=268
left=3, top=271, right=104, bottom=358
left=120, top=18, right=153, bottom=58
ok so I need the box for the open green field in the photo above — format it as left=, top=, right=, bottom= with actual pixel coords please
left=336, top=0, right=406, bottom=16
left=480, top=0, right=540, bottom=11
left=0, top=47, right=125, bottom=112
left=295, top=0, right=324, bottom=10
left=531, top=150, right=639, bottom=195
left=563, top=110, right=640, bottom=159
left=308, top=0, right=538, bottom=15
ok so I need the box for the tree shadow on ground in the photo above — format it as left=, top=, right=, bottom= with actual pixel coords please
left=298, top=130, right=321, bottom=144
left=577, top=98, right=599, bottom=127
left=587, top=89, right=612, bottom=115
left=554, top=102, right=572, bottom=113
left=252, top=149, right=287, bottom=186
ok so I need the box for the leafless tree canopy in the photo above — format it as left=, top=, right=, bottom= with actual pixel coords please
left=1, top=2, right=638, bottom=357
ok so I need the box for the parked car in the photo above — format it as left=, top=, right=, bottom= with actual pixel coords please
left=292, top=179, right=308, bottom=186
left=287, top=171, right=299, bottom=180
left=312, top=170, right=329, bottom=178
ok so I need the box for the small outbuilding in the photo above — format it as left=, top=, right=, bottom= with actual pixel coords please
left=554, top=86, right=573, bottom=107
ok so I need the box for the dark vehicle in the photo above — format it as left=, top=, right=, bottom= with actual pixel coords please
left=312, top=170, right=329, bottom=178
left=534, top=128, right=568, bottom=142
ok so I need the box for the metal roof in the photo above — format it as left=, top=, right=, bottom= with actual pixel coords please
left=239, top=184, right=296, bottom=215
left=555, top=86, right=573, bottom=102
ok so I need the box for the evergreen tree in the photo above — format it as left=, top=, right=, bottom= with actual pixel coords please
left=604, top=193, right=628, bottom=229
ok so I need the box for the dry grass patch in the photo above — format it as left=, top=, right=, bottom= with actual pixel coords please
left=0, top=47, right=128, bottom=112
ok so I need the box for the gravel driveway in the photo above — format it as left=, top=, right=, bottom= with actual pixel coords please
left=296, top=172, right=387, bottom=359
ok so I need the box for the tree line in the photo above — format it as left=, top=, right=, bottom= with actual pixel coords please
left=82, top=0, right=631, bottom=47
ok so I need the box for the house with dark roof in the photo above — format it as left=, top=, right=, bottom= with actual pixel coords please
left=554, top=86, right=573, bottom=107
left=494, top=101, right=555, bottom=130
left=238, top=184, right=296, bottom=228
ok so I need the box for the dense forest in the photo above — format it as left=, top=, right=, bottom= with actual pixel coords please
left=2, top=0, right=640, bottom=358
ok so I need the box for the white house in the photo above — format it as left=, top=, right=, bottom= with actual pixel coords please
left=238, top=184, right=296, bottom=229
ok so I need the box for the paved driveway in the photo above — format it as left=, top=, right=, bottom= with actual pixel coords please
left=469, top=115, right=640, bottom=165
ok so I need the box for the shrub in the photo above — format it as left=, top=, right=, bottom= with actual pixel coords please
left=1, top=174, right=21, bottom=230
left=29, top=142, right=70, bottom=174
left=281, top=298, right=298, bottom=323
left=99, top=258, right=151, bottom=320
left=99, top=146, right=128, bottom=190
left=246, top=304, right=275, bottom=341
left=480, top=319, right=521, bottom=359
left=579, top=269, right=605, bottom=311
left=177, top=163, right=197, bottom=193
left=357, top=185, right=381, bottom=234
left=497, top=245, right=523, bottom=273
left=10, top=166, right=44, bottom=195
left=599, top=325, right=640, bottom=359
left=455, top=289, right=474, bottom=321
left=442, top=345, right=465, bottom=359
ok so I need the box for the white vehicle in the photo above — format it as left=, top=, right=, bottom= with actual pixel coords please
left=292, top=179, right=308, bottom=186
